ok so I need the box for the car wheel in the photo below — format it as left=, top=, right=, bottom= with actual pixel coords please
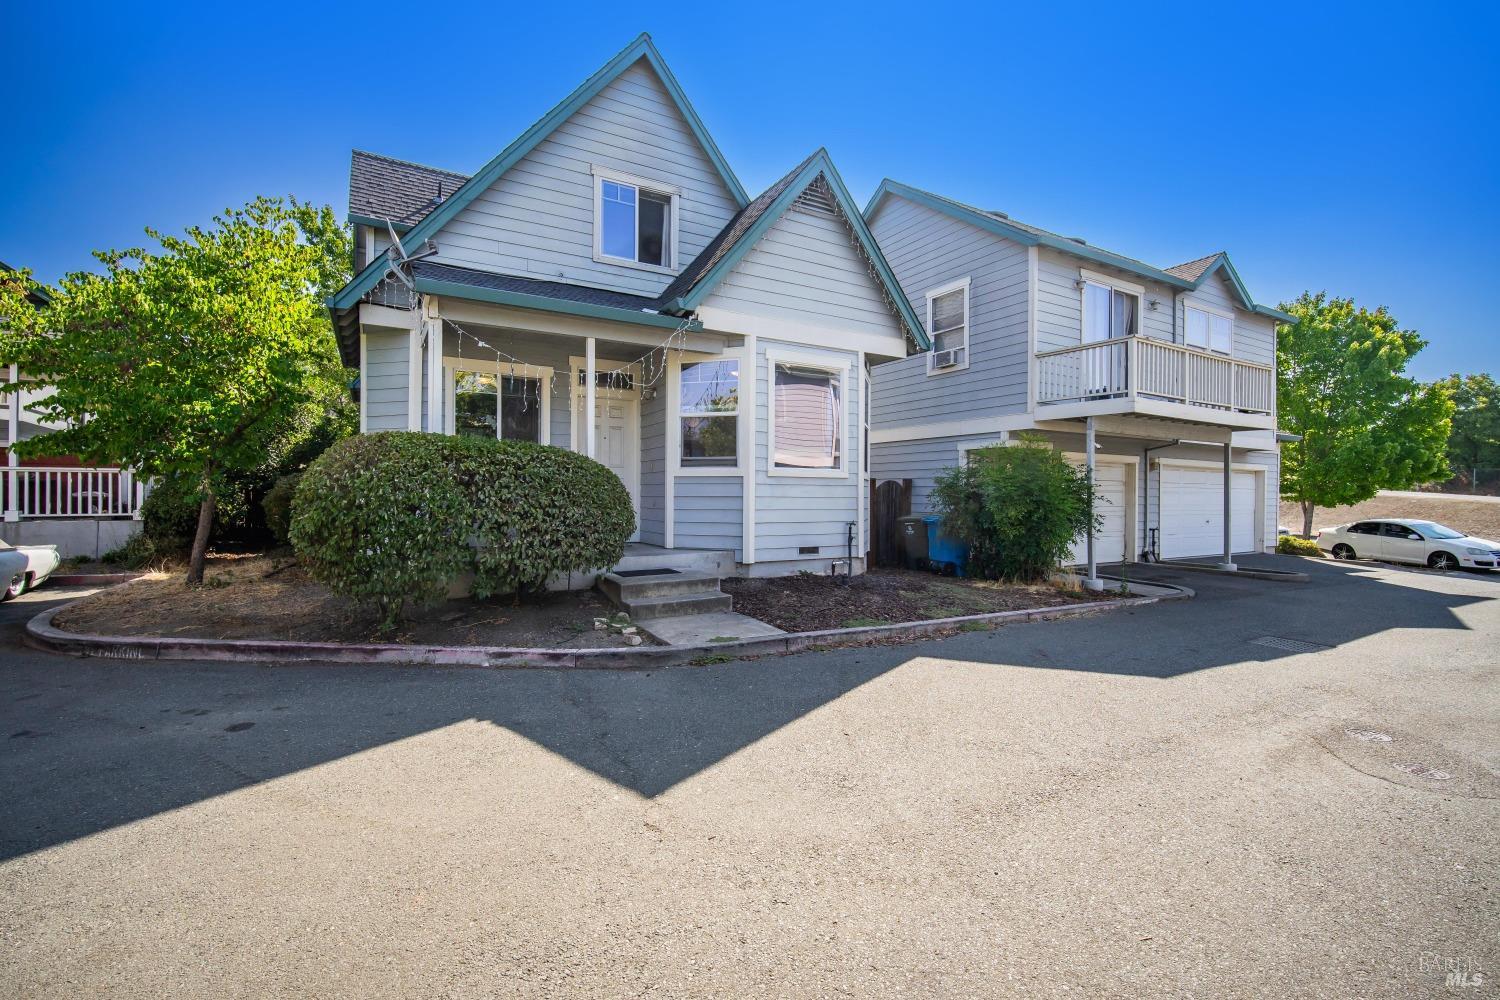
left=1331, top=544, right=1355, bottom=560
left=2, top=575, right=23, bottom=600
left=1427, top=551, right=1459, bottom=572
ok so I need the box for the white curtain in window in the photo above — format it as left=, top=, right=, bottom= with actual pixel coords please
left=1083, top=283, right=1111, bottom=343
left=1186, top=307, right=1209, bottom=349
left=774, top=365, right=840, bottom=469
left=1209, top=314, right=1232, bottom=354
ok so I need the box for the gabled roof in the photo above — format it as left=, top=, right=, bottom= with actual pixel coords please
left=865, top=179, right=1295, bottom=324
left=657, top=149, right=929, bottom=349
left=331, top=33, right=746, bottom=313
left=348, top=151, right=469, bottom=231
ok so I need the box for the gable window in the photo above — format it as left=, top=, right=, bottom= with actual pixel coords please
left=594, top=167, right=678, bottom=271
left=679, top=360, right=738, bottom=466
left=1184, top=303, right=1232, bottom=355
left=772, top=362, right=843, bottom=474
left=926, top=279, right=970, bottom=373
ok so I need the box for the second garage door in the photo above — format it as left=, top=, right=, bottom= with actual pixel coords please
left=1160, top=465, right=1258, bottom=559
left=1069, top=462, right=1129, bottom=566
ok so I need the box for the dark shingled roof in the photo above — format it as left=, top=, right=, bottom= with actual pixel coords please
left=1164, top=252, right=1224, bottom=282
left=411, top=261, right=661, bottom=313
left=655, top=150, right=823, bottom=305
left=349, top=150, right=470, bottom=228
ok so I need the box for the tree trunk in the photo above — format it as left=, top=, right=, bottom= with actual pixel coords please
left=1300, top=501, right=1315, bottom=539
left=186, top=473, right=217, bottom=585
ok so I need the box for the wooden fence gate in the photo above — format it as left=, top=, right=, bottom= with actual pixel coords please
left=869, top=478, right=912, bottom=567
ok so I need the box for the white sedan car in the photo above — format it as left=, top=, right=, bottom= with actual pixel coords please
left=0, top=541, right=61, bottom=599
left=1316, top=518, right=1500, bottom=572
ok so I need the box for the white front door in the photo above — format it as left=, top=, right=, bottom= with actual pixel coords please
left=578, top=394, right=640, bottom=540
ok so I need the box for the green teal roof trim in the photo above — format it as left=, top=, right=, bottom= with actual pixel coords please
left=662, top=150, right=929, bottom=350
left=865, top=179, right=1293, bottom=324
left=331, top=33, right=747, bottom=312
left=348, top=214, right=412, bottom=234
left=412, top=276, right=688, bottom=330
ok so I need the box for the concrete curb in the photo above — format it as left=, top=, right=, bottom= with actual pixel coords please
left=1149, top=561, right=1309, bottom=583
left=48, top=572, right=145, bottom=587
left=24, top=585, right=1189, bottom=670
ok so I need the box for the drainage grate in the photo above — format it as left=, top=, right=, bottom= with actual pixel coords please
left=1250, top=635, right=1330, bottom=654
left=615, top=568, right=681, bottom=578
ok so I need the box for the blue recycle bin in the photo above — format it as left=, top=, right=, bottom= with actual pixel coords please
left=924, top=515, right=969, bottom=577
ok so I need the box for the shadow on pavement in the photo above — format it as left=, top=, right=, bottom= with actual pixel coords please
left=2, top=556, right=1492, bottom=859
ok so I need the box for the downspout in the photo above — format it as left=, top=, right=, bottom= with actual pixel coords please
left=1141, top=439, right=1181, bottom=561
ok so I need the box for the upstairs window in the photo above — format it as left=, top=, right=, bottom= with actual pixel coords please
left=594, top=168, right=677, bottom=270
left=1185, top=304, right=1232, bottom=355
left=926, top=278, right=970, bottom=373
left=1083, top=281, right=1139, bottom=343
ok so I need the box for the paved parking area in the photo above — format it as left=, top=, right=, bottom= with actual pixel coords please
left=2, top=558, right=1497, bottom=998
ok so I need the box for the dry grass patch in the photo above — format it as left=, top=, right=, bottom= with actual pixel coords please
left=1281, top=493, right=1500, bottom=540
left=55, top=553, right=649, bottom=648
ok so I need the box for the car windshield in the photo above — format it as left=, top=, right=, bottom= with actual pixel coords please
left=1405, top=520, right=1465, bottom=540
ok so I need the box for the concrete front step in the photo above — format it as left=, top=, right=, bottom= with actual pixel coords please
left=617, top=590, right=733, bottom=621
left=598, top=570, right=723, bottom=604
left=611, top=546, right=736, bottom=578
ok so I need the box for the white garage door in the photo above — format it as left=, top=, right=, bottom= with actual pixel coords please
left=1160, top=465, right=1258, bottom=559
left=1069, top=462, right=1129, bottom=566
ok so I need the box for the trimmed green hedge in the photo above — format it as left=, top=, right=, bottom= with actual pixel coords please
left=1276, top=534, right=1323, bottom=556
left=289, top=432, right=635, bottom=627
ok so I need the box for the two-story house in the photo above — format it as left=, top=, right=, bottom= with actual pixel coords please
left=865, top=181, right=1293, bottom=583
left=328, top=35, right=928, bottom=583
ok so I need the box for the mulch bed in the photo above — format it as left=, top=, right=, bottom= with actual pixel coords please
left=55, top=554, right=649, bottom=648
left=721, top=568, right=1109, bottom=633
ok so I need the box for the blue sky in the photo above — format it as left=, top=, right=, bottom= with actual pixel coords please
left=4, top=1, right=1496, bottom=380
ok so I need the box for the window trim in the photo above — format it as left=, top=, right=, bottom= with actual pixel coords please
left=443, top=357, right=553, bottom=443
left=1182, top=298, right=1234, bottom=356
left=1078, top=268, right=1144, bottom=345
left=591, top=164, right=682, bottom=275
left=925, top=277, right=971, bottom=375
left=767, top=347, right=851, bottom=479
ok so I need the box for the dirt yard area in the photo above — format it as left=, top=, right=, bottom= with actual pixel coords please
left=1281, top=491, right=1500, bottom=539
left=55, top=554, right=647, bottom=648
left=722, top=568, right=1109, bottom=632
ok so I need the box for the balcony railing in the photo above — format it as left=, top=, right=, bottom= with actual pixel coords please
left=3, top=467, right=145, bottom=519
left=1037, top=337, right=1274, bottom=415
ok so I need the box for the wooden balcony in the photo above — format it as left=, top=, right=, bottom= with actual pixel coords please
left=1036, top=337, right=1275, bottom=430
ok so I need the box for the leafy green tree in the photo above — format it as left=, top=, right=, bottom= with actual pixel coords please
left=1277, top=292, right=1453, bottom=536
left=0, top=197, right=352, bottom=583
left=931, top=435, right=1098, bottom=582
left=1435, top=373, right=1500, bottom=491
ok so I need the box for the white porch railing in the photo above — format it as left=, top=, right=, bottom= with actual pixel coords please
left=1037, top=337, right=1274, bottom=415
left=3, top=467, right=145, bottom=519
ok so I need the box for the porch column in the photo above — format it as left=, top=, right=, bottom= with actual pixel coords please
left=5, top=364, right=18, bottom=522
left=406, top=307, right=422, bottom=432
left=585, top=337, right=597, bottom=459
left=1219, top=442, right=1237, bottom=571
left=424, top=299, right=443, bottom=434
left=1083, top=416, right=1102, bottom=591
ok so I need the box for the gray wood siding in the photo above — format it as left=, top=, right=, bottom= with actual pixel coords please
left=428, top=61, right=738, bottom=297
left=364, top=328, right=411, bottom=431
left=869, top=437, right=971, bottom=516
left=1177, top=270, right=1275, bottom=366
left=639, top=381, right=666, bottom=546
left=1036, top=248, right=1175, bottom=353
left=675, top=477, right=742, bottom=557
left=867, top=196, right=1030, bottom=429
left=753, top=339, right=862, bottom=563
left=701, top=203, right=904, bottom=339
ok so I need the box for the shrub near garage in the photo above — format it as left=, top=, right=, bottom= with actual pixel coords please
left=1276, top=535, right=1323, bottom=556
left=290, top=433, right=471, bottom=628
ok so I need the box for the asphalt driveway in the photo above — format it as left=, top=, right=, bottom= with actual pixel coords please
left=2, top=558, right=1497, bottom=998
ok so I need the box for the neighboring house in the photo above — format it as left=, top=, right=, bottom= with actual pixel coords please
left=0, top=264, right=144, bottom=558
left=328, top=35, right=927, bottom=579
left=864, top=181, right=1295, bottom=577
